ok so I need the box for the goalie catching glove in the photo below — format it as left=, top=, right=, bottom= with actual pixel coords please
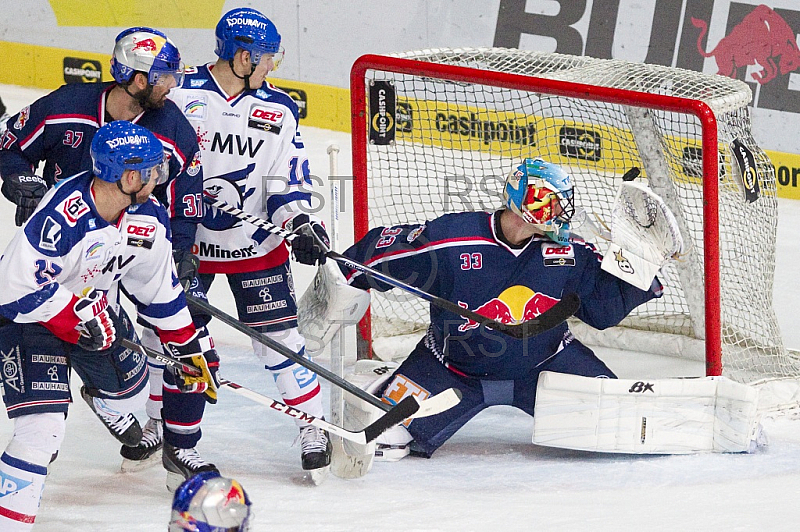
left=74, top=288, right=125, bottom=352
left=164, top=328, right=221, bottom=404
left=288, top=214, right=330, bottom=266
left=601, top=180, right=684, bottom=290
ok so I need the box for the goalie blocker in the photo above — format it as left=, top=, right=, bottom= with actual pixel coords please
left=532, top=371, right=763, bottom=454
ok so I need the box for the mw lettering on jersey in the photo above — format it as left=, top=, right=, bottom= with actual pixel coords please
left=210, top=133, right=264, bottom=157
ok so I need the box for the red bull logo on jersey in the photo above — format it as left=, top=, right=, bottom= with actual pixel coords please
left=692, top=5, right=800, bottom=85
left=13, top=105, right=29, bottom=130
left=457, top=286, right=559, bottom=332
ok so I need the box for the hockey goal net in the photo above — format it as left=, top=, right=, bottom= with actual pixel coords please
left=350, top=48, right=800, bottom=409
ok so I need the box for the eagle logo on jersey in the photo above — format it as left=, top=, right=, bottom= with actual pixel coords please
left=458, top=286, right=559, bottom=332
left=203, top=164, right=257, bottom=232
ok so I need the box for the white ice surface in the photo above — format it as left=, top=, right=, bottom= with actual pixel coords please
left=1, top=84, right=800, bottom=531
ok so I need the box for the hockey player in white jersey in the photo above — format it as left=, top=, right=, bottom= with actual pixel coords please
left=168, top=7, right=332, bottom=482
left=0, top=121, right=219, bottom=530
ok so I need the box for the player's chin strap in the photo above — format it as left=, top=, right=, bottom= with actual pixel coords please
left=116, top=179, right=146, bottom=206
left=229, top=59, right=256, bottom=90
left=122, top=82, right=155, bottom=111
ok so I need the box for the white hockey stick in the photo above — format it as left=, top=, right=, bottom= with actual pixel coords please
left=120, top=338, right=460, bottom=444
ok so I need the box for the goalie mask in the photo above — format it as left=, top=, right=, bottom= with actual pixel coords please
left=503, top=158, right=576, bottom=244
left=169, top=471, right=252, bottom=532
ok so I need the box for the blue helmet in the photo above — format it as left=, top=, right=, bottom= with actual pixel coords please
left=90, top=121, right=167, bottom=185
left=111, top=27, right=184, bottom=87
left=215, top=8, right=282, bottom=67
left=168, top=471, right=252, bottom=532
left=503, top=158, right=575, bottom=244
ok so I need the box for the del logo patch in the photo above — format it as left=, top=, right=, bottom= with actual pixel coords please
left=542, top=242, right=575, bottom=266
left=248, top=105, right=284, bottom=134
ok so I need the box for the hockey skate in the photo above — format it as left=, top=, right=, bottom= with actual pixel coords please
left=299, top=425, right=332, bottom=485
left=163, top=442, right=219, bottom=492
left=120, top=418, right=163, bottom=472
left=80, top=386, right=142, bottom=447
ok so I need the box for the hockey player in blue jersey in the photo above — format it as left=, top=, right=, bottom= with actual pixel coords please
left=0, top=28, right=212, bottom=478
left=0, top=122, right=219, bottom=531
left=168, top=8, right=332, bottom=484
left=340, top=158, right=667, bottom=461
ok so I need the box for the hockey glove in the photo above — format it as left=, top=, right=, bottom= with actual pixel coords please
left=164, top=328, right=220, bottom=404
left=173, top=248, right=201, bottom=292
left=74, top=288, right=124, bottom=352
left=1, top=172, right=48, bottom=226
left=289, top=214, right=330, bottom=266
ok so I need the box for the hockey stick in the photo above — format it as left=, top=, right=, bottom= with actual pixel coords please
left=120, top=338, right=450, bottom=444
left=185, top=295, right=460, bottom=419
left=202, top=194, right=580, bottom=339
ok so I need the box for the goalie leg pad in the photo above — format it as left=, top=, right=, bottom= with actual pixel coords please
left=298, top=261, right=371, bottom=354
left=341, top=360, right=399, bottom=461
left=532, top=371, right=761, bottom=453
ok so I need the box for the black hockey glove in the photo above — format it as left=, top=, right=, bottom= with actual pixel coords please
left=173, top=248, right=201, bottom=292
left=74, top=289, right=125, bottom=352
left=289, top=214, right=330, bottom=266
left=164, top=328, right=220, bottom=404
left=1, top=172, right=48, bottom=226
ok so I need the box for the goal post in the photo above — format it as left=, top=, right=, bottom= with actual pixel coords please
left=349, top=48, right=799, bottom=406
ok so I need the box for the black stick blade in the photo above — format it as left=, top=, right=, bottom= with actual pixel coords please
left=498, top=292, right=581, bottom=339
left=362, top=395, right=420, bottom=443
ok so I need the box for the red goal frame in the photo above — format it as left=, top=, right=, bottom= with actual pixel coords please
left=349, top=53, right=722, bottom=376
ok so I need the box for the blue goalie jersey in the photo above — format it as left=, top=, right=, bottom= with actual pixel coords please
left=342, top=211, right=662, bottom=379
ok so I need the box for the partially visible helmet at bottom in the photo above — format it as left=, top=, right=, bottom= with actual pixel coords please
left=169, top=471, right=252, bottom=532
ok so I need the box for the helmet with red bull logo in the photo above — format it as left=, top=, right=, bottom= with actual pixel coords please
left=111, top=27, right=185, bottom=88
left=215, top=8, right=284, bottom=70
left=168, top=471, right=252, bottom=532
left=503, top=158, right=575, bottom=244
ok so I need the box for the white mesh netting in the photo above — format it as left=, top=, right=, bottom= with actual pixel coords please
left=354, top=48, right=800, bottom=406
